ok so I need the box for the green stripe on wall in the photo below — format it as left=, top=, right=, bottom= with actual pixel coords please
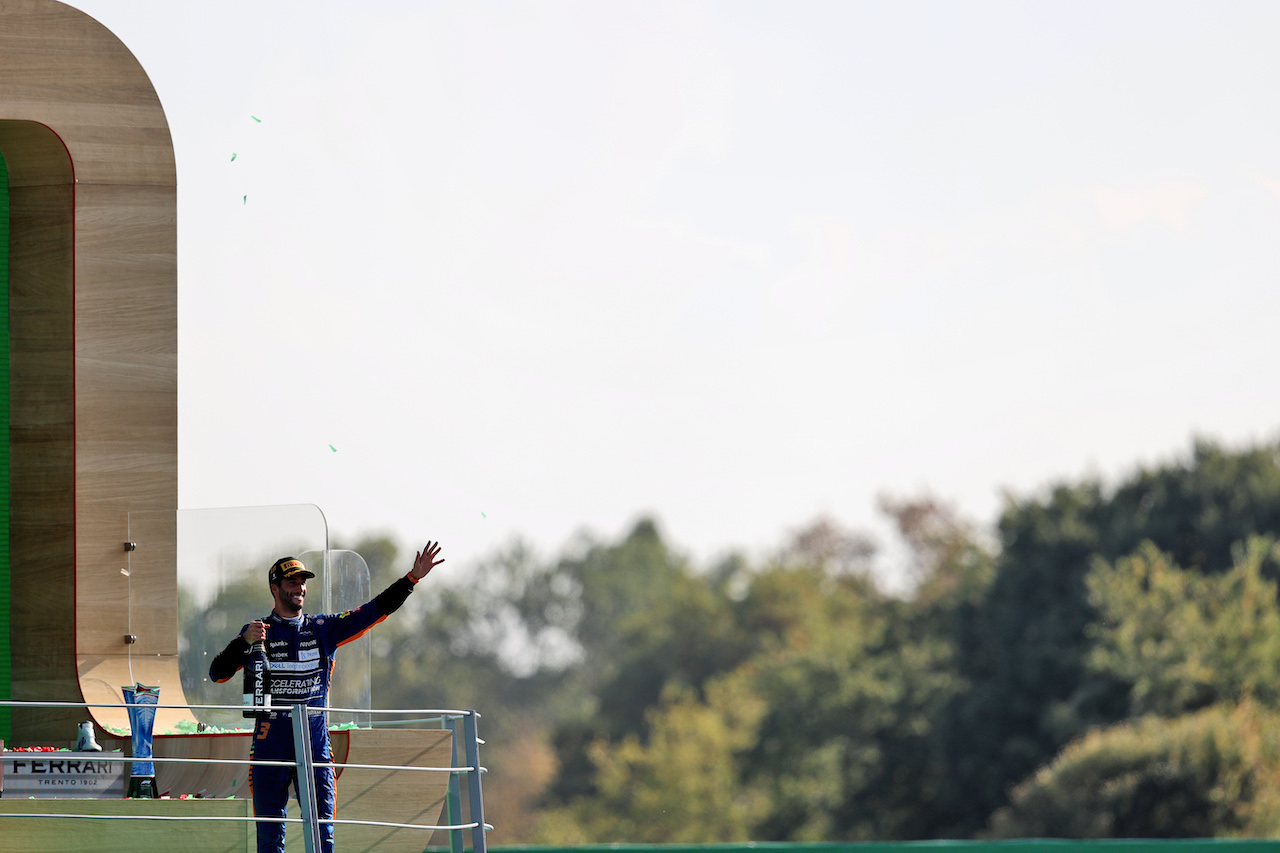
left=0, top=149, right=9, bottom=743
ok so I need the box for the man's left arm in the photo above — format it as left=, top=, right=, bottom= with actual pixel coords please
left=329, top=541, right=445, bottom=647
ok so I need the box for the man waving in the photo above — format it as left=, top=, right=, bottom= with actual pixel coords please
left=210, top=543, right=444, bottom=853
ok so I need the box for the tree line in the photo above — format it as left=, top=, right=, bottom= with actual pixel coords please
left=244, top=437, right=1280, bottom=842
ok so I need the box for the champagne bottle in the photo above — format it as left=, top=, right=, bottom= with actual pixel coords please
left=242, top=640, right=273, bottom=717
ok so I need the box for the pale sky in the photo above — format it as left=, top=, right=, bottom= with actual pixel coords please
left=63, top=1, right=1280, bottom=588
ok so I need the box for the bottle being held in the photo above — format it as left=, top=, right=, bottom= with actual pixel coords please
left=242, top=639, right=273, bottom=717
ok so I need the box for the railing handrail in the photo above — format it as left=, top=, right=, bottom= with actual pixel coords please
left=0, top=813, right=490, bottom=830
left=0, top=699, right=477, bottom=717
left=0, top=698, right=489, bottom=853
left=0, top=754, right=481, bottom=773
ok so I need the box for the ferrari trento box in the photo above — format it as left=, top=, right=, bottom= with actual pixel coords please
left=1, top=752, right=126, bottom=798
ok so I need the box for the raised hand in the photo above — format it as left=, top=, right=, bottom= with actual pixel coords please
left=410, top=541, right=444, bottom=581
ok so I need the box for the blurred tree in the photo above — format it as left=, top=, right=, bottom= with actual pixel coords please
left=343, top=533, right=580, bottom=847
left=984, top=534, right=1280, bottom=837
left=735, top=556, right=892, bottom=840
left=536, top=677, right=767, bottom=843
left=987, top=700, right=1280, bottom=838
left=556, top=518, right=691, bottom=681
left=338, top=530, right=403, bottom=589
left=1101, top=440, right=1280, bottom=573
left=592, top=568, right=751, bottom=738
left=935, top=438, right=1280, bottom=835
left=545, top=517, right=739, bottom=803
left=738, top=506, right=986, bottom=841
left=1086, top=537, right=1280, bottom=717
left=313, top=439, right=1280, bottom=843
left=541, top=506, right=991, bottom=843
left=879, top=495, right=995, bottom=609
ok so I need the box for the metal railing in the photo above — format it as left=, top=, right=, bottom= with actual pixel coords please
left=0, top=699, right=491, bottom=853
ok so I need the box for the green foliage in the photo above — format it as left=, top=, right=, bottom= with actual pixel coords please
left=593, top=568, right=752, bottom=737
left=338, top=530, right=403, bottom=589
left=737, top=559, right=971, bottom=841
left=1086, top=538, right=1280, bottom=716
left=1102, top=440, right=1280, bottom=572
left=984, top=532, right=1280, bottom=838
left=988, top=701, right=1280, bottom=838
left=536, top=678, right=767, bottom=843
left=545, top=518, right=744, bottom=803
left=362, top=535, right=575, bottom=715
left=178, top=436, right=1280, bottom=844
left=556, top=518, right=692, bottom=681
left=540, top=505, right=992, bottom=843
left=736, top=560, right=898, bottom=841
left=936, top=438, right=1280, bottom=835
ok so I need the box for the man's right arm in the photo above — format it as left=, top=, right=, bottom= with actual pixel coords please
left=209, top=633, right=251, bottom=683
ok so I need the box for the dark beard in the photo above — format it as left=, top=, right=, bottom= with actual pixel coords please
left=275, top=592, right=304, bottom=617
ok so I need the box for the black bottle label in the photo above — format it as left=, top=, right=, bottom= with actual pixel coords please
left=242, top=641, right=273, bottom=717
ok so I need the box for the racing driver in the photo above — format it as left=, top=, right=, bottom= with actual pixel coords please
left=209, top=543, right=444, bottom=853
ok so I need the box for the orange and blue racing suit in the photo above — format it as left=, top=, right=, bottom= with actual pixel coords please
left=209, top=574, right=418, bottom=853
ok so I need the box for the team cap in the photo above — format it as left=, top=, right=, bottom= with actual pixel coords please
left=268, top=557, right=314, bottom=585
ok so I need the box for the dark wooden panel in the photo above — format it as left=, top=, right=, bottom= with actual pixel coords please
left=5, top=134, right=75, bottom=743
left=0, top=122, right=73, bottom=187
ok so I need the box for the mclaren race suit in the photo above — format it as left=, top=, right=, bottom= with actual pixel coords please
left=209, top=574, right=419, bottom=853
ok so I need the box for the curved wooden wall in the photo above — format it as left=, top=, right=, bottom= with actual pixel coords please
left=0, top=0, right=183, bottom=741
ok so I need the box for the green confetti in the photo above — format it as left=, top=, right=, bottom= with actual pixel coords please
left=481, top=512, right=487, bottom=518
left=230, top=153, right=237, bottom=161
left=329, top=444, right=337, bottom=452
left=251, top=115, right=262, bottom=123
left=243, top=195, right=247, bottom=204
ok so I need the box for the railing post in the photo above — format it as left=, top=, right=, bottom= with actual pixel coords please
left=291, top=705, right=322, bottom=853
left=447, top=715, right=465, bottom=853
left=463, top=710, right=487, bottom=853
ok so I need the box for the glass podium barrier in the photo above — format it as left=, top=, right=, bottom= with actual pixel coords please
left=297, top=548, right=372, bottom=729
left=127, top=505, right=372, bottom=730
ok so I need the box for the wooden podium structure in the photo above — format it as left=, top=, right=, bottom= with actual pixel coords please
left=0, top=0, right=183, bottom=742
left=0, top=724, right=457, bottom=852
left=0, top=4, right=459, bottom=850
